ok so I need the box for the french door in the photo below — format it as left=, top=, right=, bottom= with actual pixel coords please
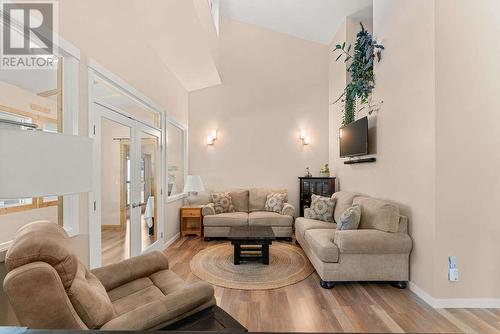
left=90, top=103, right=164, bottom=268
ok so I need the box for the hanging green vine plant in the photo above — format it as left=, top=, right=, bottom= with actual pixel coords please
left=333, top=23, right=384, bottom=125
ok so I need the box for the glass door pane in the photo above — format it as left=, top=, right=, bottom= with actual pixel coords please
left=139, top=130, right=160, bottom=251
left=100, top=116, right=132, bottom=266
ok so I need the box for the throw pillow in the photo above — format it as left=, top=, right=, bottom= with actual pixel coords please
left=210, top=191, right=235, bottom=214
left=306, top=194, right=336, bottom=222
left=265, top=192, right=287, bottom=213
left=337, top=204, right=361, bottom=230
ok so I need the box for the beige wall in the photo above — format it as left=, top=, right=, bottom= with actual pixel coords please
left=189, top=19, right=329, bottom=208
left=329, top=0, right=437, bottom=295
left=330, top=0, right=500, bottom=302
left=434, top=0, right=500, bottom=299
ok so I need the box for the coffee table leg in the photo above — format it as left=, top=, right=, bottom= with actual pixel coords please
left=262, top=244, right=269, bottom=265
left=234, top=243, right=241, bottom=265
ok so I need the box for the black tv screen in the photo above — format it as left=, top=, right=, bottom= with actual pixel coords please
left=339, top=116, right=368, bottom=158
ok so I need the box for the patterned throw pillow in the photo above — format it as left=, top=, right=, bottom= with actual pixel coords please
left=305, top=194, right=335, bottom=222
left=210, top=192, right=235, bottom=214
left=337, top=204, right=361, bottom=230
left=265, top=192, right=287, bottom=213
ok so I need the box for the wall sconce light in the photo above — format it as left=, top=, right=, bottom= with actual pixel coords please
left=207, top=129, right=217, bottom=145
left=300, top=128, right=311, bottom=145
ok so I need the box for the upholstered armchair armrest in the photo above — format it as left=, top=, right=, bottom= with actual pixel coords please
left=333, top=230, right=413, bottom=255
left=281, top=203, right=296, bottom=217
left=100, top=282, right=216, bottom=330
left=91, top=251, right=169, bottom=291
left=201, top=203, right=216, bottom=216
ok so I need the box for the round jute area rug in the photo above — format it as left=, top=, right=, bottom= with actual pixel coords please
left=190, top=243, right=314, bottom=290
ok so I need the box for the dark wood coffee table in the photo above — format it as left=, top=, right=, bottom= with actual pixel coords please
left=228, top=226, right=276, bottom=265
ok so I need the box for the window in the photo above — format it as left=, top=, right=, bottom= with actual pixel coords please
left=0, top=58, right=63, bottom=218
left=0, top=39, right=81, bottom=239
left=167, top=120, right=186, bottom=198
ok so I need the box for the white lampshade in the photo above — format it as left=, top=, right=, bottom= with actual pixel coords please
left=183, top=175, right=205, bottom=193
left=0, top=129, right=93, bottom=198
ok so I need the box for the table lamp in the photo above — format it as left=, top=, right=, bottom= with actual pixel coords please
left=183, top=175, right=205, bottom=206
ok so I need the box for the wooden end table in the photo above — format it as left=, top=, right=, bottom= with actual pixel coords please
left=228, top=226, right=276, bottom=265
left=180, top=205, right=203, bottom=237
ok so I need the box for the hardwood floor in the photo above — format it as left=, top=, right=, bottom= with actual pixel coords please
left=101, top=216, right=155, bottom=266
left=165, top=236, right=500, bottom=333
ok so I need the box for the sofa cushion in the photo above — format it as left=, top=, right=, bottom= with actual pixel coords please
left=229, top=190, right=249, bottom=212
left=202, top=212, right=248, bottom=227
left=107, top=277, right=153, bottom=302
left=332, top=191, right=362, bottom=224
left=210, top=192, right=235, bottom=214
left=305, top=195, right=335, bottom=222
left=295, top=217, right=337, bottom=239
left=111, top=284, right=164, bottom=317
left=149, top=269, right=187, bottom=296
left=5, top=221, right=78, bottom=290
left=249, top=188, right=287, bottom=212
left=248, top=211, right=293, bottom=227
left=265, top=192, right=287, bottom=213
left=68, top=263, right=115, bottom=328
left=333, top=230, right=412, bottom=254
left=353, top=197, right=400, bottom=232
left=304, top=229, right=339, bottom=263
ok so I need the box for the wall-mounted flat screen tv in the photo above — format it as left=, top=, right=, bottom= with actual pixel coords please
left=339, top=116, right=368, bottom=158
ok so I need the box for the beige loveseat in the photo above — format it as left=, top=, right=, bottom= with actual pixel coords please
left=201, top=189, right=295, bottom=239
left=3, top=221, right=215, bottom=330
left=295, top=191, right=412, bottom=289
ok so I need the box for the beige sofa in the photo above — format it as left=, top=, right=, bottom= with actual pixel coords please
left=202, top=189, right=295, bottom=239
left=3, top=221, right=215, bottom=330
left=295, top=191, right=412, bottom=289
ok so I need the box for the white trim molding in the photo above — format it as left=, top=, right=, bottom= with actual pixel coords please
left=409, top=281, right=500, bottom=308
left=165, top=115, right=188, bottom=203
left=164, top=233, right=180, bottom=250
left=166, top=193, right=187, bottom=204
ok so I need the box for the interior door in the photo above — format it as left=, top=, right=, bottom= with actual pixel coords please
left=131, top=124, right=163, bottom=254
left=91, top=103, right=164, bottom=268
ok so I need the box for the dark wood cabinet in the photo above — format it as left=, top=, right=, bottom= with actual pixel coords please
left=298, top=177, right=336, bottom=217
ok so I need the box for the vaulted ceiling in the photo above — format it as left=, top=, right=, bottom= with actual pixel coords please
left=120, top=0, right=222, bottom=92
left=220, top=0, right=373, bottom=45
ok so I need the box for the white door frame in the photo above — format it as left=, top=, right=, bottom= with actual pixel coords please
left=88, top=62, right=165, bottom=269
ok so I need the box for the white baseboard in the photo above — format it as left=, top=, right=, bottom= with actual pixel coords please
left=409, top=281, right=500, bottom=308
left=163, top=232, right=180, bottom=250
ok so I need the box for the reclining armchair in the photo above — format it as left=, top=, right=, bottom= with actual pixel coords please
left=3, top=221, right=215, bottom=330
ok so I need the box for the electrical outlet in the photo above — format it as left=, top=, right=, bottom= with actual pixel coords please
left=449, top=268, right=459, bottom=281
left=448, top=256, right=459, bottom=282
left=449, top=256, right=457, bottom=269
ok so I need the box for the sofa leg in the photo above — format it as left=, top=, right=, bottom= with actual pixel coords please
left=391, top=281, right=408, bottom=289
left=204, top=237, right=212, bottom=242
left=285, top=237, right=293, bottom=242
left=320, top=280, right=335, bottom=289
